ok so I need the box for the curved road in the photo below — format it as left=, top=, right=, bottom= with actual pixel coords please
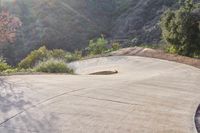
left=0, top=56, right=200, bottom=133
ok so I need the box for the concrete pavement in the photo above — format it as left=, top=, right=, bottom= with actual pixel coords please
left=0, top=56, right=200, bottom=133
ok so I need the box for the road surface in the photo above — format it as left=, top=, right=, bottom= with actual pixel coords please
left=0, top=56, right=200, bottom=133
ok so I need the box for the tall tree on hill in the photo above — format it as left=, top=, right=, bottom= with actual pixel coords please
left=0, top=8, right=22, bottom=44
left=160, top=0, right=200, bottom=57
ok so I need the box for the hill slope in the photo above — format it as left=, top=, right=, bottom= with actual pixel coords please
left=0, top=0, right=186, bottom=64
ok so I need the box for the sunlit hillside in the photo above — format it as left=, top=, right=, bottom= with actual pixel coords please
left=0, top=0, right=178, bottom=64
left=0, top=1, right=200, bottom=133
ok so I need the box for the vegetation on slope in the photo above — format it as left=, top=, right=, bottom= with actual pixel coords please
left=160, top=0, right=200, bottom=57
left=0, top=0, right=199, bottom=75
left=0, top=0, right=181, bottom=64
left=0, top=36, right=120, bottom=75
left=34, top=59, right=74, bottom=74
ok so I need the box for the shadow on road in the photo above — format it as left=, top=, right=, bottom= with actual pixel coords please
left=0, top=78, right=59, bottom=133
left=0, top=78, right=31, bottom=113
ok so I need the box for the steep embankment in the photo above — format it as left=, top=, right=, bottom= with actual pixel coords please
left=110, top=47, right=200, bottom=69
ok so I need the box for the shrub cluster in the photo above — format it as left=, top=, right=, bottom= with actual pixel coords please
left=34, top=60, right=73, bottom=74
left=1, top=36, right=121, bottom=75
left=87, top=36, right=121, bottom=55
left=18, top=46, right=50, bottom=69
left=160, top=0, right=200, bottom=57
left=0, top=57, right=11, bottom=72
left=88, top=35, right=108, bottom=55
left=18, top=46, right=82, bottom=69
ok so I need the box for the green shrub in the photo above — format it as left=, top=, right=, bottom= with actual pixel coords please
left=111, top=42, right=121, bottom=51
left=34, top=60, right=73, bottom=73
left=51, top=49, right=82, bottom=62
left=160, top=0, right=200, bottom=57
left=18, top=46, right=82, bottom=70
left=18, top=46, right=50, bottom=69
left=51, top=49, right=67, bottom=59
left=3, top=68, right=18, bottom=74
left=1, top=68, right=35, bottom=75
left=87, top=36, right=121, bottom=55
left=65, top=51, right=82, bottom=62
left=164, top=45, right=177, bottom=54
left=88, top=35, right=108, bottom=55
left=0, top=57, right=11, bottom=72
left=17, top=68, right=35, bottom=73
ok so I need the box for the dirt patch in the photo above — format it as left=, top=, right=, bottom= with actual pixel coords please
left=89, top=70, right=118, bottom=75
left=109, top=47, right=200, bottom=69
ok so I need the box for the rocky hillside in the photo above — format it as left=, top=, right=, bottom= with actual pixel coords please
left=0, top=0, right=191, bottom=64
left=111, top=0, right=176, bottom=45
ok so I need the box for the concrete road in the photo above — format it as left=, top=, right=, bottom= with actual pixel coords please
left=0, top=56, right=200, bottom=133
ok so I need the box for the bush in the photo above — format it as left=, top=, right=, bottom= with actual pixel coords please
left=3, top=68, right=18, bottom=74
left=34, top=60, right=73, bottom=73
left=0, top=68, right=36, bottom=75
left=88, top=35, right=108, bottom=55
left=0, top=57, right=11, bottom=72
left=160, top=0, right=200, bottom=57
left=18, top=46, right=50, bottom=69
left=87, top=36, right=121, bottom=55
left=51, top=49, right=82, bottom=62
left=164, top=45, right=177, bottom=54
left=65, top=51, right=82, bottom=62
left=111, top=42, right=121, bottom=51
left=50, top=49, right=67, bottom=59
left=19, top=47, right=82, bottom=69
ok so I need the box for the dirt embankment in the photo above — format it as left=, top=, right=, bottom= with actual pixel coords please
left=109, top=47, right=200, bottom=69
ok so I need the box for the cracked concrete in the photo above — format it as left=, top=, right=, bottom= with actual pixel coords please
left=0, top=56, right=200, bottom=133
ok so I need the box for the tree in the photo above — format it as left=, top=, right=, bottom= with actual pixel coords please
left=178, top=0, right=194, bottom=12
left=160, top=0, right=200, bottom=57
left=88, top=35, right=108, bottom=55
left=0, top=9, right=22, bottom=43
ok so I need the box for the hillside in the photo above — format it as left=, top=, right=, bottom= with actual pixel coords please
left=111, top=0, right=176, bottom=45
left=0, top=0, right=194, bottom=64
